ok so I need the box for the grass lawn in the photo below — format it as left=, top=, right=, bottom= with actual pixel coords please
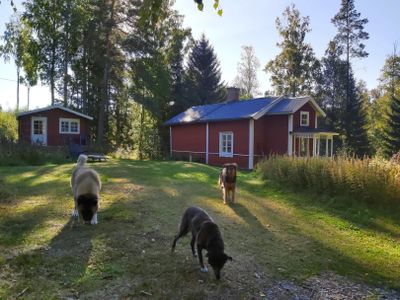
left=0, top=160, right=400, bottom=299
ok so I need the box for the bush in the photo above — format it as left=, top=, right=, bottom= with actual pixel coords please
left=0, top=110, right=18, bottom=143
left=0, top=143, right=68, bottom=166
left=257, top=155, right=400, bottom=206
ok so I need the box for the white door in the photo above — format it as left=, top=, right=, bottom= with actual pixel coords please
left=31, top=117, right=47, bottom=145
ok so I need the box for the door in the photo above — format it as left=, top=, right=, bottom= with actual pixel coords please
left=31, top=117, right=47, bottom=145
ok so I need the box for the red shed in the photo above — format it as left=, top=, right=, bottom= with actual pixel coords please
left=16, top=105, right=93, bottom=146
left=165, top=88, right=338, bottom=169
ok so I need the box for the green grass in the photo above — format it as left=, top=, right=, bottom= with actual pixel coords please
left=0, top=160, right=400, bottom=298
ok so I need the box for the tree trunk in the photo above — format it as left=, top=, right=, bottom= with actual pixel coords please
left=138, top=104, right=144, bottom=160
left=97, top=0, right=116, bottom=147
left=27, top=84, right=30, bottom=109
left=16, top=66, right=20, bottom=111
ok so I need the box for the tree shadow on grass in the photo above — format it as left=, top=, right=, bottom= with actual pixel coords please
left=239, top=173, right=400, bottom=241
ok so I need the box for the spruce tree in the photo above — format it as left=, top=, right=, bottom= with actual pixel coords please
left=183, top=34, right=226, bottom=106
left=381, top=52, right=400, bottom=156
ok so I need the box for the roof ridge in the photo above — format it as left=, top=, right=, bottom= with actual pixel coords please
left=16, top=105, right=93, bottom=120
left=251, top=96, right=285, bottom=119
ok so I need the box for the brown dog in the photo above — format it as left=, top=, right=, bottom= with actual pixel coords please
left=171, top=206, right=232, bottom=280
left=218, top=163, right=237, bottom=204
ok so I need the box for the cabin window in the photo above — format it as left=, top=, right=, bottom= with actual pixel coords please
left=33, top=120, right=43, bottom=134
left=300, top=111, right=309, bottom=126
left=219, top=132, right=233, bottom=157
left=59, top=118, right=80, bottom=134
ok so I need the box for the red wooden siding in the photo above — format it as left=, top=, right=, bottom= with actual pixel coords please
left=293, top=102, right=316, bottom=130
left=171, top=123, right=207, bottom=163
left=292, top=102, right=317, bottom=155
left=208, top=120, right=249, bottom=169
left=254, top=115, right=288, bottom=159
left=18, top=108, right=90, bottom=146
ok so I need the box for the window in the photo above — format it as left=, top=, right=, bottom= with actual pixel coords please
left=219, top=132, right=233, bottom=157
left=59, top=118, right=80, bottom=134
left=33, top=120, right=43, bottom=134
left=300, top=111, right=309, bottom=126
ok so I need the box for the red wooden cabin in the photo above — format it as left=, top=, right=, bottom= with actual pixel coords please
left=165, top=88, right=338, bottom=169
left=16, top=105, right=92, bottom=147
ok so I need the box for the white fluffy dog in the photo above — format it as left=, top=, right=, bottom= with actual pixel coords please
left=70, top=154, right=101, bottom=224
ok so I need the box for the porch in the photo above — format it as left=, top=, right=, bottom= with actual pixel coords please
left=290, top=128, right=339, bottom=157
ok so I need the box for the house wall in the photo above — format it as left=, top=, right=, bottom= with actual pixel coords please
left=18, top=108, right=90, bottom=146
left=171, top=123, right=207, bottom=163
left=208, top=120, right=249, bottom=169
left=292, top=102, right=317, bottom=155
left=254, top=114, right=288, bottom=164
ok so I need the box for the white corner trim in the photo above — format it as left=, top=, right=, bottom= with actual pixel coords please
left=248, top=119, right=254, bottom=169
left=206, top=123, right=209, bottom=164
left=315, top=114, right=318, bottom=128
left=288, top=114, right=293, bottom=155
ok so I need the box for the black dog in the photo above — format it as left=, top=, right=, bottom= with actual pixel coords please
left=171, top=206, right=232, bottom=279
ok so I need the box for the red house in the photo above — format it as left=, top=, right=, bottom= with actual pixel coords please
left=165, top=88, right=338, bottom=169
left=16, top=105, right=92, bottom=146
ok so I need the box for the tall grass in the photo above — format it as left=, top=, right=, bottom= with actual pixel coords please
left=0, top=143, right=67, bottom=166
left=257, top=155, right=400, bottom=206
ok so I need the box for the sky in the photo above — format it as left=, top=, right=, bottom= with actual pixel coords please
left=0, top=0, right=399, bottom=111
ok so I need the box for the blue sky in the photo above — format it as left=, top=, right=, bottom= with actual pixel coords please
left=1, top=0, right=399, bottom=110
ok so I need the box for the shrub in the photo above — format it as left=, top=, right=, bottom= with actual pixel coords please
left=0, top=110, right=18, bottom=144
left=257, top=155, right=400, bottom=207
left=0, top=143, right=68, bottom=166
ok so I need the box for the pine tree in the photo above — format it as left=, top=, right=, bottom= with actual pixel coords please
left=183, top=34, right=226, bottom=106
left=264, top=4, right=321, bottom=97
left=381, top=51, right=400, bottom=157
left=331, top=0, right=370, bottom=156
left=233, top=45, right=260, bottom=99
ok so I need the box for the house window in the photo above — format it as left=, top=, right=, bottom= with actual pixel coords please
left=59, top=118, right=80, bottom=134
left=300, top=111, right=309, bottom=126
left=219, top=132, right=233, bottom=157
left=33, top=120, right=43, bottom=134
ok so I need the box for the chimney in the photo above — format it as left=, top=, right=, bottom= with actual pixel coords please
left=226, top=87, right=240, bottom=102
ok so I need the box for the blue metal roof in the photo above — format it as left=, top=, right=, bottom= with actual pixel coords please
left=267, top=97, right=309, bottom=114
left=165, top=96, right=325, bottom=125
left=201, top=97, right=276, bottom=122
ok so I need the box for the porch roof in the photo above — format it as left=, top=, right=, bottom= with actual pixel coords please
left=292, top=127, right=339, bottom=136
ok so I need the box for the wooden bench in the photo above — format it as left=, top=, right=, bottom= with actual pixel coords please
left=87, top=153, right=107, bottom=162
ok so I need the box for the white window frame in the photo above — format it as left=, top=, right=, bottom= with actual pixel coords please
left=219, top=131, right=234, bottom=158
left=300, top=111, right=309, bottom=126
left=59, top=118, right=80, bottom=134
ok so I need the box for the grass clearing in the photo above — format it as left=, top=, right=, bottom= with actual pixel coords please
left=0, top=160, right=399, bottom=298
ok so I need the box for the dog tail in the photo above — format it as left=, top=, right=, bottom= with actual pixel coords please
left=77, top=154, right=88, bottom=167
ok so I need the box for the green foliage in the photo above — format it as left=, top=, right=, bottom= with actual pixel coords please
left=380, top=52, right=400, bottom=157
left=0, top=143, right=67, bottom=166
left=0, top=110, right=17, bottom=143
left=265, top=4, right=321, bottom=97
left=258, top=155, right=400, bottom=206
left=331, top=0, right=369, bottom=60
left=183, top=34, right=226, bottom=106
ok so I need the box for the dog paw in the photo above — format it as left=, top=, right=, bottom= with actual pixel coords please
left=91, top=219, right=98, bottom=225
left=72, top=209, right=79, bottom=217
left=200, top=267, right=208, bottom=273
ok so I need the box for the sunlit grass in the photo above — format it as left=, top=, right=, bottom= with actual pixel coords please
left=0, top=159, right=399, bottom=298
